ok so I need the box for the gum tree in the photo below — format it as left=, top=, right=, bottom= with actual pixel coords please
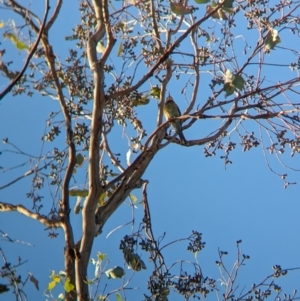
left=1, top=0, right=300, bottom=300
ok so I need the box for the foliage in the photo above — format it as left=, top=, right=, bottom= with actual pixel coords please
left=1, top=0, right=300, bottom=300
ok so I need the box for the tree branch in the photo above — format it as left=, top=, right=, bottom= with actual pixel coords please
left=108, top=3, right=222, bottom=100
left=0, top=0, right=49, bottom=100
left=45, top=0, right=63, bottom=33
left=95, top=133, right=163, bottom=234
left=77, top=0, right=107, bottom=298
left=0, top=202, right=61, bottom=228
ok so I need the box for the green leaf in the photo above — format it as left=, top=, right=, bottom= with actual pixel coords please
left=194, top=0, right=210, bottom=3
left=203, top=32, right=211, bottom=42
left=232, top=74, right=245, bottom=90
left=224, top=83, right=235, bottom=97
left=222, top=0, right=234, bottom=8
left=129, top=194, right=138, bottom=203
left=97, top=252, right=106, bottom=262
left=99, top=191, right=107, bottom=206
left=117, top=43, right=123, bottom=57
left=223, top=69, right=245, bottom=96
left=74, top=196, right=82, bottom=214
left=151, top=86, right=161, bottom=99
left=225, top=69, right=234, bottom=83
left=4, top=33, right=29, bottom=51
left=165, top=58, right=173, bottom=67
left=76, top=153, right=84, bottom=166
left=124, top=248, right=147, bottom=271
left=69, top=189, right=89, bottom=197
left=206, top=5, right=227, bottom=20
left=170, top=1, right=195, bottom=15
left=265, top=29, right=281, bottom=50
left=59, top=271, right=67, bottom=277
left=96, top=42, right=106, bottom=53
left=206, top=0, right=234, bottom=19
left=131, top=95, right=150, bottom=106
left=64, top=278, right=74, bottom=293
left=48, top=281, right=57, bottom=291
left=116, top=293, right=122, bottom=301
left=224, top=70, right=235, bottom=96
left=105, top=266, right=125, bottom=279
left=85, top=278, right=95, bottom=285
left=50, top=273, right=61, bottom=283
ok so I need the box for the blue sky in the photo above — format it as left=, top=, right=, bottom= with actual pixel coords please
left=1, top=1, right=300, bottom=300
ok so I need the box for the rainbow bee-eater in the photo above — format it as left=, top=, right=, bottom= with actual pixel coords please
left=163, top=95, right=187, bottom=144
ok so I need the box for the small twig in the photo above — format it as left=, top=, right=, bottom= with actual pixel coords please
left=142, top=181, right=167, bottom=272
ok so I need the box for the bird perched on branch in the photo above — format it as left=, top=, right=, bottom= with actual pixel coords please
left=163, top=94, right=187, bottom=144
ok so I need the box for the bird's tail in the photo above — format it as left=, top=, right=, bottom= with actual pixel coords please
left=178, top=132, right=187, bottom=144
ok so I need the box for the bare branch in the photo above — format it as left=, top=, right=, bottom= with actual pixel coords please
left=109, top=3, right=222, bottom=100
left=0, top=202, right=61, bottom=227
left=45, top=0, right=62, bottom=33
left=0, top=0, right=49, bottom=100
